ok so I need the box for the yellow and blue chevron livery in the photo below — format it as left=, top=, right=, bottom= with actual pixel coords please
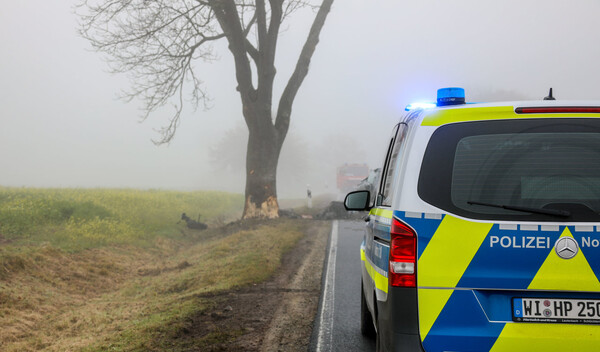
left=391, top=210, right=600, bottom=352
left=348, top=94, right=600, bottom=352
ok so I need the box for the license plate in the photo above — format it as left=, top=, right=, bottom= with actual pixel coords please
left=513, top=298, right=600, bottom=324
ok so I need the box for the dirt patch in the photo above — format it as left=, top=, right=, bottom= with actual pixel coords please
left=173, top=220, right=331, bottom=351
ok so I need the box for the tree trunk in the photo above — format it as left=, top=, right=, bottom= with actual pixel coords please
left=213, top=0, right=334, bottom=220
left=242, top=113, right=284, bottom=219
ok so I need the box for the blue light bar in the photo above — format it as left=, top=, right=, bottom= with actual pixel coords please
left=405, top=102, right=437, bottom=111
left=437, top=87, right=465, bottom=106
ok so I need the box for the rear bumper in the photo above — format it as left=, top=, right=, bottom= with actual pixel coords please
left=387, top=332, right=425, bottom=352
left=377, top=286, right=425, bottom=352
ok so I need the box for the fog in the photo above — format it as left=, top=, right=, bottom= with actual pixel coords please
left=2, top=0, right=600, bottom=198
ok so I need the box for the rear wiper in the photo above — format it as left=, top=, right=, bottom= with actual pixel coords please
left=467, top=200, right=571, bottom=218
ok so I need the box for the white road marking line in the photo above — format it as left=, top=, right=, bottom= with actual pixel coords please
left=316, top=220, right=338, bottom=352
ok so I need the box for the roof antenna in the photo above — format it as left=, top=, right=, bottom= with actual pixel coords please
left=544, top=88, right=556, bottom=101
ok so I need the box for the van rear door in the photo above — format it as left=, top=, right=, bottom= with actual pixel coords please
left=414, top=117, right=600, bottom=352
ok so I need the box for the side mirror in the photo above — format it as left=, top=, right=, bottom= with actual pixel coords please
left=344, top=190, right=371, bottom=211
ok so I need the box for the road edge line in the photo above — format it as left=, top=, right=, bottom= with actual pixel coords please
left=315, top=219, right=338, bottom=352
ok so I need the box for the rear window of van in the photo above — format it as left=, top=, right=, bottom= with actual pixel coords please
left=418, top=118, right=600, bottom=222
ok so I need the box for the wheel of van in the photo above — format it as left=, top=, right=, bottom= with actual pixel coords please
left=360, top=282, right=376, bottom=338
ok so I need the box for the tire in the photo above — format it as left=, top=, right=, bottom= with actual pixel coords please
left=360, top=282, right=376, bottom=338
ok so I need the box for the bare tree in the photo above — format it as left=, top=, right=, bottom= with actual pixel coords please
left=77, top=0, right=335, bottom=219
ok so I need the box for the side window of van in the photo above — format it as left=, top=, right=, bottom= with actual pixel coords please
left=378, top=123, right=407, bottom=207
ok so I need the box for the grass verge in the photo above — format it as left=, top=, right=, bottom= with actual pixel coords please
left=0, top=188, right=309, bottom=351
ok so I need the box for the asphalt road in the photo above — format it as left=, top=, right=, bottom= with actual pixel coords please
left=310, top=219, right=376, bottom=352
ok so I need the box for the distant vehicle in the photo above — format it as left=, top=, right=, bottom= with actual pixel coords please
left=337, top=163, right=369, bottom=194
left=345, top=87, right=600, bottom=351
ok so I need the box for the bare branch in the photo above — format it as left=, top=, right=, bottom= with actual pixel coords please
left=275, top=0, right=334, bottom=142
left=209, top=0, right=256, bottom=107
left=77, top=0, right=225, bottom=143
left=242, top=13, right=259, bottom=64
left=76, top=0, right=332, bottom=145
left=256, top=0, right=268, bottom=48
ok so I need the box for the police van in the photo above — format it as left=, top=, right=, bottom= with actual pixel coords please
left=344, top=88, right=600, bottom=352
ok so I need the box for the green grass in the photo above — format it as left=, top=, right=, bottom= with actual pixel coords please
left=77, top=221, right=305, bottom=352
left=0, top=187, right=243, bottom=250
left=0, top=188, right=316, bottom=352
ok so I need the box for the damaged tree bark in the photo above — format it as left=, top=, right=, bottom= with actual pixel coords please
left=243, top=121, right=282, bottom=219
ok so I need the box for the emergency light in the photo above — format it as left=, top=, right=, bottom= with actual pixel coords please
left=405, top=102, right=436, bottom=111
left=437, top=87, right=465, bottom=106
left=405, top=87, right=467, bottom=111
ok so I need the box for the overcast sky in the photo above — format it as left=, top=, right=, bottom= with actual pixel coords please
left=2, top=1, right=600, bottom=197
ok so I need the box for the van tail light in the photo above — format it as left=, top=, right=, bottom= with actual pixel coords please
left=389, top=218, right=417, bottom=287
